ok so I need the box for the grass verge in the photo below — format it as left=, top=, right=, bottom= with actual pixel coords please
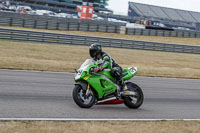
left=0, top=40, right=200, bottom=78
left=1, top=26, right=200, bottom=46
left=0, top=121, right=200, bottom=133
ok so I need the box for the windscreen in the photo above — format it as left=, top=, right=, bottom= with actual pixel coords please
left=79, top=59, right=93, bottom=69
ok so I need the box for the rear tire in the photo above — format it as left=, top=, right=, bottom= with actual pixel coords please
left=73, top=85, right=95, bottom=108
left=123, top=82, right=144, bottom=109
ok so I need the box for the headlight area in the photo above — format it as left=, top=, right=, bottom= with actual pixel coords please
left=74, top=69, right=82, bottom=81
left=74, top=70, right=87, bottom=81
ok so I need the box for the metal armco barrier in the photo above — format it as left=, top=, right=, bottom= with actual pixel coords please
left=1, top=12, right=200, bottom=38
left=0, top=28, right=200, bottom=54
left=0, top=12, right=124, bottom=33
left=126, top=28, right=200, bottom=38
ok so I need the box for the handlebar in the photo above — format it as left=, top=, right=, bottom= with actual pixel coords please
left=89, top=67, right=95, bottom=74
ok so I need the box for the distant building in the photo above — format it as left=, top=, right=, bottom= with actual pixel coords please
left=128, top=2, right=200, bottom=23
left=128, top=2, right=200, bottom=30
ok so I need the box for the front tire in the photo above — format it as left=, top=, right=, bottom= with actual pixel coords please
left=73, top=85, right=95, bottom=108
left=123, top=82, right=144, bottom=109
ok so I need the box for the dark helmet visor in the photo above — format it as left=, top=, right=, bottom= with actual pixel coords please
left=89, top=49, right=97, bottom=58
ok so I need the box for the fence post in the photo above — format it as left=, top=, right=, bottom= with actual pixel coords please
left=87, top=23, right=90, bottom=31
left=133, top=28, right=136, bottom=35
left=10, top=32, right=13, bottom=39
left=22, top=19, right=25, bottom=27
left=97, top=24, right=99, bottom=32
left=148, top=29, right=150, bottom=36
left=77, top=23, right=80, bottom=31
left=176, top=31, right=178, bottom=37
left=188, top=31, right=191, bottom=38
left=105, top=25, right=108, bottom=33
left=56, top=22, right=59, bottom=30
left=141, top=29, right=144, bottom=35
left=109, top=39, right=111, bottom=47
left=155, top=30, right=158, bottom=36
left=125, top=28, right=128, bottom=34
left=114, top=25, right=117, bottom=33
left=46, top=21, right=48, bottom=29
left=26, top=33, right=29, bottom=41
left=9, top=18, right=13, bottom=26
left=67, top=23, right=70, bottom=30
left=34, top=20, right=37, bottom=29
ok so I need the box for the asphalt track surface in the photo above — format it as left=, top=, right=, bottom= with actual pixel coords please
left=0, top=69, right=200, bottom=119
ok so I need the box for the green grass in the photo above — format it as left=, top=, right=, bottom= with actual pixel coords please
left=0, top=40, right=200, bottom=78
left=0, top=121, right=200, bottom=133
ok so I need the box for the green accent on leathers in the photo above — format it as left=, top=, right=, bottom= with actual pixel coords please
left=94, top=52, right=112, bottom=70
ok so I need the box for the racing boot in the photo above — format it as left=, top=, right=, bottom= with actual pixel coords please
left=118, top=79, right=127, bottom=91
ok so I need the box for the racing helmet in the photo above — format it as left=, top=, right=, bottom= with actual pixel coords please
left=89, top=43, right=102, bottom=58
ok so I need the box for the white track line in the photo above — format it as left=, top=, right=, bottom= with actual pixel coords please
left=0, top=118, right=200, bottom=121
left=0, top=69, right=74, bottom=75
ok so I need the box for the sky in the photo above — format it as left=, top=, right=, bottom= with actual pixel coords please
left=107, top=0, right=200, bottom=15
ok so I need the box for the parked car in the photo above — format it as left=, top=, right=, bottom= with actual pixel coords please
left=126, top=23, right=145, bottom=29
left=35, top=10, right=56, bottom=16
left=55, top=13, right=72, bottom=18
left=16, top=6, right=32, bottom=14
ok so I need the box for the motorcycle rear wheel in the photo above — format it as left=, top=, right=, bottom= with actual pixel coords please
left=73, top=85, right=95, bottom=108
left=123, top=82, right=144, bottom=109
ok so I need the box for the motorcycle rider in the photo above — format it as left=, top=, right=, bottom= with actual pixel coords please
left=89, top=43, right=125, bottom=90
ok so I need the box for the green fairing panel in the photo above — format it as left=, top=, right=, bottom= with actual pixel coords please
left=98, top=70, right=116, bottom=81
left=122, top=68, right=137, bottom=81
left=86, top=74, right=116, bottom=98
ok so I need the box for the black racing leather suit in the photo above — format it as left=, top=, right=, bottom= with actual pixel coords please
left=93, top=52, right=123, bottom=82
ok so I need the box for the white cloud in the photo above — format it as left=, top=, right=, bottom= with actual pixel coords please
left=107, top=0, right=200, bottom=15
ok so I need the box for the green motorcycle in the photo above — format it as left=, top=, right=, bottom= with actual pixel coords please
left=73, top=59, right=144, bottom=109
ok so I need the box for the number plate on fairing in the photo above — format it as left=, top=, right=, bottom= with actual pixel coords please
left=129, top=67, right=137, bottom=75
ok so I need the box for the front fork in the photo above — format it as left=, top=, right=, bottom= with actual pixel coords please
left=86, top=84, right=92, bottom=96
left=75, top=82, right=93, bottom=99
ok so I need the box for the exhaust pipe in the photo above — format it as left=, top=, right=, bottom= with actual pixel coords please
left=96, top=97, right=124, bottom=105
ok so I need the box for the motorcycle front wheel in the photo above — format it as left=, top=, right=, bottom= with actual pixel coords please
left=73, top=85, right=95, bottom=108
left=123, top=82, right=144, bottom=109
